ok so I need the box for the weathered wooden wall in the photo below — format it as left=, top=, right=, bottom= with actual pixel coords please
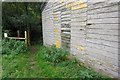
left=42, top=2, right=54, bottom=46
left=42, top=0, right=119, bottom=77
left=86, top=1, right=119, bottom=77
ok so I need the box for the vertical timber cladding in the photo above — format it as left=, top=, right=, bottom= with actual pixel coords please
left=42, top=1, right=54, bottom=45
left=86, top=1, right=119, bottom=77
left=42, top=0, right=120, bottom=77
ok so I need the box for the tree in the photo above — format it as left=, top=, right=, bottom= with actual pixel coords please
left=2, top=2, right=45, bottom=45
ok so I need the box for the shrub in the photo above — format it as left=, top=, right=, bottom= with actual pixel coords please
left=40, top=45, right=68, bottom=63
left=2, top=39, right=27, bottom=54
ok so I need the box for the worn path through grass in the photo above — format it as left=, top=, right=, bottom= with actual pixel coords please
left=28, top=46, right=38, bottom=70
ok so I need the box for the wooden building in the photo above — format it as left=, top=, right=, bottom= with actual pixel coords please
left=42, top=0, right=120, bottom=77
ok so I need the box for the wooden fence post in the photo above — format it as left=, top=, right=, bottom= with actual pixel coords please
left=4, top=33, right=8, bottom=38
left=25, top=31, right=27, bottom=46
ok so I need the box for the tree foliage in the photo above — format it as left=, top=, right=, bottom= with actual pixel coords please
left=2, top=2, right=44, bottom=44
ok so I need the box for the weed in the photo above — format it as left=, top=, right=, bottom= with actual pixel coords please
left=40, top=45, right=68, bottom=63
left=2, top=39, right=27, bottom=54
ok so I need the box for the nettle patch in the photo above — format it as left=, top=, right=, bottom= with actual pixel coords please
left=40, top=45, right=68, bottom=63
left=2, top=39, right=27, bottom=54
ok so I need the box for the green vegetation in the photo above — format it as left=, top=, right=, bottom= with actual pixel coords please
left=2, top=53, right=29, bottom=78
left=35, top=45, right=109, bottom=78
left=2, top=39, right=27, bottom=54
left=2, top=44, right=109, bottom=78
left=2, top=2, right=44, bottom=45
left=40, top=45, right=68, bottom=63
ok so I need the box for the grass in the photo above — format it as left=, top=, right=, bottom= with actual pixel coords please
left=2, top=45, right=110, bottom=79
